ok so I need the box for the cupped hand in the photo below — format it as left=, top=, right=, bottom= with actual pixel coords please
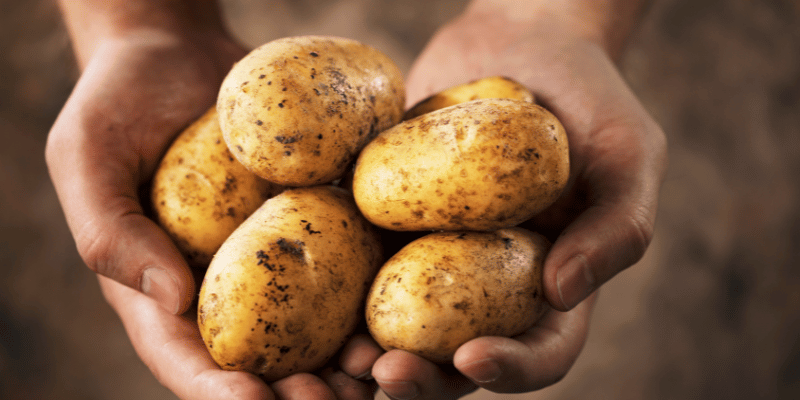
left=407, top=9, right=667, bottom=317
left=45, top=28, right=245, bottom=313
left=339, top=296, right=596, bottom=399
left=46, top=28, right=378, bottom=400
left=99, top=276, right=378, bottom=400
left=353, top=7, right=667, bottom=398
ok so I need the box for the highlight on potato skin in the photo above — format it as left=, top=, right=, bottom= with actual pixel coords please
left=217, top=35, right=406, bottom=187
left=352, top=98, right=570, bottom=232
left=150, top=107, right=283, bottom=268
left=403, top=76, right=535, bottom=120
left=145, top=34, right=573, bottom=379
left=197, top=186, right=382, bottom=382
left=366, top=228, right=550, bottom=363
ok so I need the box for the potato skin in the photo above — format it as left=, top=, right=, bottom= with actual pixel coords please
left=197, top=186, right=382, bottom=381
left=150, top=107, right=283, bottom=268
left=403, top=76, right=535, bottom=120
left=352, top=98, right=569, bottom=231
left=217, top=35, right=405, bottom=186
left=365, top=228, right=550, bottom=363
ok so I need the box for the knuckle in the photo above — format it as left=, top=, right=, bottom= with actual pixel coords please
left=74, top=219, right=117, bottom=277
left=644, top=120, right=669, bottom=179
left=44, top=126, right=68, bottom=171
left=626, top=206, right=655, bottom=263
left=651, top=121, right=668, bottom=151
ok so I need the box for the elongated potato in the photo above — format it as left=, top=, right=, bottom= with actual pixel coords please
left=366, top=228, right=550, bottom=363
left=403, top=76, right=535, bottom=120
left=217, top=35, right=405, bottom=186
left=197, top=186, right=382, bottom=381
left=150, top=107, right=283, bottom=268
left=352, top=98, right=569, bottom=231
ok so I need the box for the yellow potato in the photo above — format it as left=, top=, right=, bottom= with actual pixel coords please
left=403, top=76, right=535, bottom=120
left=366, top=228, right=550, bottom=363
left=197, top=186, right=383, bottom=381
left=352, top=98, right=569, bottom=231
left=217, top=35, right=405, bottom=186
left=150, top=107, right=283, bottom=268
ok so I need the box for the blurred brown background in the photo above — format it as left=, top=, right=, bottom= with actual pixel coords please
left=1, top=0, right=799, bottom=399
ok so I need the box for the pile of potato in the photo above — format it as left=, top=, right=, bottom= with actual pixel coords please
left=150, top=35, right=569, bottom=381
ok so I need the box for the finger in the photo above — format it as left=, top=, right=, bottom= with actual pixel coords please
left=320, top=368, right=378, bottom=400
left=372, top=350, right=477, bottom=400
left=57, top=150, right=194, bottom=314
left=454, top=294, right=595, bottom=393
left=46, top=68, right=196, bottom=315
left=99, top=276, right=273, bottom=400
left=543, top=201, right=650, bottom=311
left=338, top=333, right=384, bottom=379
left=271, top=373, right=337, bottom=400
left=540, top=122, right=666, bottom=311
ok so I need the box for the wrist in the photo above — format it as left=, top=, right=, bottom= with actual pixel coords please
left=463, top=0, right=647, bottom=60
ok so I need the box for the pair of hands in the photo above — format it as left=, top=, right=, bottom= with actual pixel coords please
left=46, top=8, right=666, bottom=400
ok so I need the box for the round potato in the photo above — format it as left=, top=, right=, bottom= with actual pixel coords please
left=197, top=186, right=382, bottom=381
left=217, top=35, right=405, bottom=186
left=366, top=228, right=550, bottom=363
left=403, top=76, right=535, bottom=120
left=352, top=98, right=569, bottom=231
left=150, top=107, right=283, bottom=268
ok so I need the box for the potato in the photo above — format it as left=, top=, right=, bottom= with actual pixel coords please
left=403, top=76, right=535, bottom=120
left=150, top=107, right=283, bottom=268
left=366, top=228, right=550, bottom=363
left=217, top=35, right=405, bottom=186
left=352, top=98, right=569, bottom=231
left=197, top=186, right=382, bottom=381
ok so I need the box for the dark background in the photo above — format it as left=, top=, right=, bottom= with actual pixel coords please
left=1, top=1, right=799, bottom=399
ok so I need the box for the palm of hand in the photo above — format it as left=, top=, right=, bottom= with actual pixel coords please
left=51, top=33, right=386, bottom=400
left=46, top=32, right=288, bottom=399
left=406, top=16, right=667, bottom=311
left=47, top=31, right=245, bottom=308
left=364, top=14, right=666, bottom=399
left=47, top=15, right=666, bottom=397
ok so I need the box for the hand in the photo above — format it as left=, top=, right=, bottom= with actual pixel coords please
left=99, top=276, right=379, bottom=400
left=46, top=25, right=377, bottom=400
left=407, top=7, right=667, bottom=317
left=45, top=27, right=243, bottom=313
left=358, top=4, right=667, bottom=398
left=339, top=296, right=596, bottom=399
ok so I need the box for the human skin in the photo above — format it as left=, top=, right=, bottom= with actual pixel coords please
left=45, top=0, right=666, bottom=399
left=47, top=1, right=375, bottom=399
left=347, top=0, right=667, bottom=398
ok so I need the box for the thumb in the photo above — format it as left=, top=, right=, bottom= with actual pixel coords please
left=46, top=100, right=195, bottom=315
left=531, top=103, right=667, bottom=311
left=543, top=200, right=655, bottom=311
left=541, top=140, right=665, bottom=311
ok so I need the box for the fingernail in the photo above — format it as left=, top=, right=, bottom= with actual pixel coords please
left=141, top=268, right=180, bottom=314
left=556, top=255, right=595, bottom=310
left=375, top=380, right=418, bottom=399
left=461, top=358, right=502, bottom=384
left=354, top=370, right=374, bottom=380
left=323, top=369, right=351, bottom=387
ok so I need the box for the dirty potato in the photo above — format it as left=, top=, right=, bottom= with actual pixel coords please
left=352, top=98, right=569, bottom=231
left=366, top=228, right=550, bottom=363
left=197, top=186, right=382, bottom=381
left=403, top=76, right=535, bottom=120
left=150, top=107, right=283, bottom=268
left=217, top=35, right=405, bottom=186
